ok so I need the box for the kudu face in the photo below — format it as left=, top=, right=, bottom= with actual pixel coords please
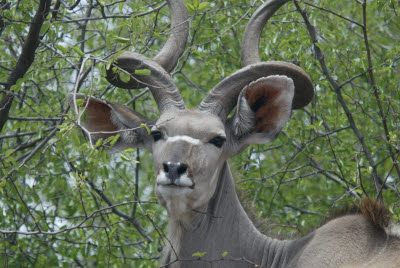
left=152, top=111, right=227, bottom=218
left=68, top=0, right=314, bottom=219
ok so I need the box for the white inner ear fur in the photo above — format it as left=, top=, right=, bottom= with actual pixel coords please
left=233, top=75, right=295, bottom=144
left=233, top=90, right=255, bottom=137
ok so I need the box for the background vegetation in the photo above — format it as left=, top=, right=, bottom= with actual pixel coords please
left=0, top=0, right=399, bottom=266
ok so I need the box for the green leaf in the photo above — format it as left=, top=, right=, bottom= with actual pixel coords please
left=314, top=42, right=322, bottom=50
left=140, top=123, right=150, bottom=135
left=95, top=138, right=103, bottom=148
left=198, top=2, right=210, bottom=10
left=123, top=148, right=135, bottom=154
left=5, top=149, right=15, bottom=158
left=0, top=179, right=6, bottom=189
left=186, top=3, right=194, bottom=10
left=355, top=188, right=363, bottom=195
left=101, top=150, right=107, bottom=162
left=3, top=9, right=10, bottom=18
left=110, top=134, right=120, bottom=146
left=88, top=148, right=96, bottom=158
left=221, top=251, right=228, bottom=258
left=113, top=36, right=131, bottom=43
left=105, top=60, right=112, bottom=70
left=72, top=47, right=85, bottom=57
left=192, top=251, right=207, bottom=258
left=55, top=44, right=68, bottom=54
left=134, top=69, right=151, bottom=76
left=40, top=21, right=51, bottom=35
left=76, top=99, right=85, bottom=106
left=109, top=227, right=118, bottom=238
left=119, top=72, right=131, bottom=83
left=120, top=154, right=131, bottom=161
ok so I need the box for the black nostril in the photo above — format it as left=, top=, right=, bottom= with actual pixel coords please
left=162, top=162, right=188, bottom=182
left=163, top=162, right=169, bottom=173
left=177, top=163, right=188, bottom=175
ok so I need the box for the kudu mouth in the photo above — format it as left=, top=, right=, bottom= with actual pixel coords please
left=156, top=162, right=195, bottom=189
left=158, top=183, right=196, bottom=190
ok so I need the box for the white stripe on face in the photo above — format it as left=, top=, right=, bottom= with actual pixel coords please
left=156, top=170, right=194, bottom=187
left=166, top=135, right=202, bottom=145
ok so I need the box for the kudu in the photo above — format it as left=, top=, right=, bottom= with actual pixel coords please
left=68, top=0, right=400, bottom=267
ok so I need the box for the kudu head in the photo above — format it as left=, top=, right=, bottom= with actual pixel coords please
left=68, top=0, right=314, bottom=221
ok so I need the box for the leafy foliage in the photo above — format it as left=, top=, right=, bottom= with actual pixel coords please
left=0, top=0, right=399, bottom=266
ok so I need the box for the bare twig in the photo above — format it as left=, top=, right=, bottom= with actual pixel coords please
left=293, top=1, right=382, bottom=193
left=360, top=0, right=400, bottom=188
left=0, top=200, right=156, bottom=235
left=302, top=1, right=363, bottom=27
left=85, top=179, right=153, bottom=243
left=285, top=204, right=325, bottom=217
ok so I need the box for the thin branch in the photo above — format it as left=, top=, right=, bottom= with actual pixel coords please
left=0, top=126, right=56, bottom=140
left=360, top=0, right=400, bottom=185
left=8, top=116, right=61, bottom=121
left=0, top=200, right=156, bottom=235
left=0, top=0, right=52, bottom=133
left=293, top=1, right=382, bottom=193
left=56, top=2, right=167, bottom=23
left=85, top=179, right=153, bottom=243
left=285, top=204, right=325, bottom=217
left=283, top=132, right=360, bottom=198
left=9, top=179, right=42, bottom=232
left=302, top=1, right=363, bottom=27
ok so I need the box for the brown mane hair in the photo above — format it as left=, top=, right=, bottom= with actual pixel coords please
left=324, top=198, right=391, bottom=230
left=359, top=197, right=391, bottom=229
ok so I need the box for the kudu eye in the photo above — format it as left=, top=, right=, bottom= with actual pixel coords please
left=151, top=131, right=163, bottom=142
left=208, top=136, right=226, bottom=148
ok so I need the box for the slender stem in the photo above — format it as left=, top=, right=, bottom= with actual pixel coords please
left=86, top=179, right=153, bottom=242
left=294, top=1, right=382, bottom=193
left=10, top=179, right=41, bottom=232
left=360, top=0, right=400, bottom=186
left=302, top=1, right=363, bottom=27
left=8, top=116, right=61, bottom=121
left=0, top=200, right=156, bottom=235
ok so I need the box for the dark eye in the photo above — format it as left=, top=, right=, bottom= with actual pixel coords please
left=208, top=136, right=226, bottom=148
left=151, top=131, right=163, bottom=142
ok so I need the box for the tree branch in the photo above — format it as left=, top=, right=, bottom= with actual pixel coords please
left=293, top=1, right=382, bottom=193
left=360, top=0, right=400, bottom=185
left=86, top=179, right=153, bottom=243
left=0, top=0, right=52, bottom=133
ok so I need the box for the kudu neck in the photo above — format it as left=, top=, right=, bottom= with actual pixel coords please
left=168, top=161, right=292, bottom=267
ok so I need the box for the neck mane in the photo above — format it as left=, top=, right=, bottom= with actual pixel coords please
left=163, top=161, right=312, bottom=268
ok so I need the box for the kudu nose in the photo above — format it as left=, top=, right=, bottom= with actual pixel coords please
left=162, top=161, right=188, bottom=183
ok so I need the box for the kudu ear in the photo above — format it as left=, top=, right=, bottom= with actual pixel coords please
left=67, top=93, right=154, bottom=152
left=231, top=75, right=294, bottom=146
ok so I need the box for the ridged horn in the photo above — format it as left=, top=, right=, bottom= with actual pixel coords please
left=199, top=0, right=314, bottom=117
left=153, top=0, right=189, bottom=72
left=106, top=52, right=185, bottom=113
left=106, top=0, right=189, bottom=112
